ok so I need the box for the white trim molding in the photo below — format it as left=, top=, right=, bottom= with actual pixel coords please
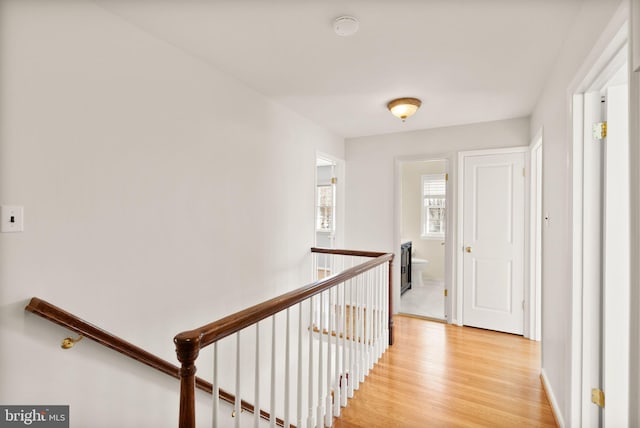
left=527, top=129, right=543, bottom=342
left=628, top=0, right=640, bottom=425
left=541, top=369, right=566, bottom=428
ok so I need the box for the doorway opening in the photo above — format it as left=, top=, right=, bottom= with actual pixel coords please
left=399, top=159, right=448, bottom=321
left=315, top=153, right=344, bottom=279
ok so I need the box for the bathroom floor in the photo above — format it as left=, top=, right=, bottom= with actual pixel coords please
left=400, top=278, right=445, bottom=320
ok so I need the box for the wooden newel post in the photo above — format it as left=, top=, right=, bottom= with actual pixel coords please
left=174, top=334, right=201, bottom=428
left=388, top=257, right=394, bottom=346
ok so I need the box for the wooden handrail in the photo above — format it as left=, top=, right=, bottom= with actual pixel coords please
left=310, top=247, right=388, bottom=258
left=26, top=297, right=180, bottom=378
left=174, top=252, right=393, bottom=349
left=24, top=297, right=288, bottom=426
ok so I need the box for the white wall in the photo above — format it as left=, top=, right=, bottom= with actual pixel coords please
left=345, top=117, right=529, bottom=317
left=0, top=1, right=343, bottom=426
left=529, top=0, right=623, bottom=425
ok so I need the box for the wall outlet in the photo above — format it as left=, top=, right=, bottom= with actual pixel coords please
left=1, top=206, right=24, bottom=232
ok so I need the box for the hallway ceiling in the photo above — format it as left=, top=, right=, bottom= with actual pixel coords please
left=96, top=0, right=587, bottom=139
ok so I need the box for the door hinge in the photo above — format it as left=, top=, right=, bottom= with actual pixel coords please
left=522, top=300, right=525, bottom=310
left=592, top=121, right=607, bottom=140
left=591, top=388, right=605, bottom=408
left=331, top=177, right=337, bottom=184
left=523, top=167, right=526, bottom=177
left=445, top=173, right=449, bottom=181
left=444, top=289, right=448, bottom=297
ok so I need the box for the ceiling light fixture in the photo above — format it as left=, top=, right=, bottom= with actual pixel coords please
left=333, top=16, right=359, bottom=37
left=387, top=97, right=422, bottom=121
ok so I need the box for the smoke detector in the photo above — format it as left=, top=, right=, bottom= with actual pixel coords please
left=333, top=16, right=359, bottom=36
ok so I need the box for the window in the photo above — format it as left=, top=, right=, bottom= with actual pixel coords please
left=421, top=174, right=446, bottom=239
left=316, top=184, right=334, bottom=232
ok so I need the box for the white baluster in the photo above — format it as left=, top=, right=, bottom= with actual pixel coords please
left=297, top=303, right=303, bottom=428
left=331, top=253, right=336, bottom=276
left=313, top=250, right=318, bottom=281
left=213, top=342, right=219, bottom=428
left=341, top=280, right=348, bottom=408
left=378, top=265, right=384, bottom=358
left=317, top=291, right=325, bottom=428
left=307, top=297, right=314, bottom=428
left=367, top=270, right=376, bottom=368
left=325, top=287, right=334, bottom=427
left=255, top=324, right=260, bottom=428
left=235, top=332, right=241, bottom=428
left=352, top=273, right=356, bottom=395
left=270, top=316, right=276, bottom=428
left=334, top=283, right=343, bottom=416
left=370, top=269, right=376, bottom=364
left=357, top=273, right=363, bottom=383
left=348, top=277, right=355, bottom=398
left=354, top=275, right=360, bottom=391
left=384, top=262, right=390, bottom=350
left=372, top=267, right=380, bottom=364
left=364, top=271, right=370, bottom=376
left=375, top=266, right=381, bottom=360
left=368, top=270, right=374, bottom=372
left=355, top=275, right=364, bottom=389
left=285, top=308, right=291, bottom=428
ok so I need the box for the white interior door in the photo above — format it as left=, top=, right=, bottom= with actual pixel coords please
left=581, top=89, right=604, bottom=428
left=462, top=151, right=525, bottom=334
left=602, top=82, right=630, bottom=427
left=581, top=70, right=630, bottom=428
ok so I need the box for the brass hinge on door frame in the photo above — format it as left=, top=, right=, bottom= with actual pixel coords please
left=331, top=177, right=337, bottom=184
left=593, top=121, right=607, bottom=140
left=445, top=173, right=449, bottom=181
left=591, top=388, right=605, bottom=408
left=444, top=289, right=448, bottom=297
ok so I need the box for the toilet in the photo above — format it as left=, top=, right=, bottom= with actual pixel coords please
left=411, top=256, right=429, bottom=287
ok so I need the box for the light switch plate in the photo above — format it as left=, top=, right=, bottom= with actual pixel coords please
left=1, top=206, right=24, bottom=232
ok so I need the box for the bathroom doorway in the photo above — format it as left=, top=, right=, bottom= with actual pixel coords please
left=399, top=159, right=448, bottom=320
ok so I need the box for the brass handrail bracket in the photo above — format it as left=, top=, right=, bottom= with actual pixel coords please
left=61, top=335, right=83, bottom=349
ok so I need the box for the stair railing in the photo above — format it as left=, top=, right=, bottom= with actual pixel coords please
left=174, top=248, right=394, bottom=428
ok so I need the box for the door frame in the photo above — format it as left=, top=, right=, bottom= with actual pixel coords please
left=568, top=9, right=628, bottom=426
left=456, top=146, right=529, bottom=332
left=528, top=130, right=543, bottom=342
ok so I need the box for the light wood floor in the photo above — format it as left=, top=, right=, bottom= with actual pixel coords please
left=332, top=315, right=557, bottom=428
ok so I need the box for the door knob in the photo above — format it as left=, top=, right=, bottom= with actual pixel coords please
left=465, top=246, right=472, bottom=253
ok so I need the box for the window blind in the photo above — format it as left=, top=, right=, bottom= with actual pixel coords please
left=422, top=174, right=446, bottom=197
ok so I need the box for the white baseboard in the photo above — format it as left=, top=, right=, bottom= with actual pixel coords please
left=540, top=369, right=565, bottom=428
